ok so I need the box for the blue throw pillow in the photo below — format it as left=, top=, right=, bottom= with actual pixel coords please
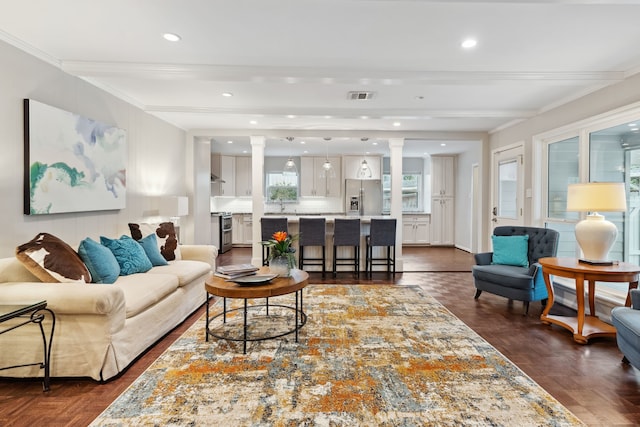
left=491, top=235, right=529, bottom=267
left=137, top=233, right=169, bottom=266
left=78, top=237, right=120, bottom=284
left=100, top=235, right=153, bottom=275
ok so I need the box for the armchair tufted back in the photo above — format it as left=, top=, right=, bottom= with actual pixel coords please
left=493, top=226, right=559, bottom=264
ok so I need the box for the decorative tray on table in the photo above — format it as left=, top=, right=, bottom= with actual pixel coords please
left=231, top=274, right=278, bottom=285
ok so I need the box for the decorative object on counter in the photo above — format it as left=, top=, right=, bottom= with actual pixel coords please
left=261, top=231, right=298, bottom=277
left=283, top=136, right=298, bottom=177
left=566, top=182, right=627, bottom=264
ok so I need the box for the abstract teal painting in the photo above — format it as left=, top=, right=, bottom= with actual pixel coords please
left=23, top=99, right=127, bottom=215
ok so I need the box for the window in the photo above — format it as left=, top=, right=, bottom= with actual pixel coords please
left=264, top=157, right=299, bottom=203
left=543, top=117, right=640, bottom=299
left=265, top=172, right=298, bottom=203
left=382, top=157, right=425, bottom=212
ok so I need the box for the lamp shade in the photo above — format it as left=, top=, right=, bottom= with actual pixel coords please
left=566, top=182, right=626, bottom=262
left=160, top=196, right=189, bottom=217
left=566, top=182, right=627, bottom=212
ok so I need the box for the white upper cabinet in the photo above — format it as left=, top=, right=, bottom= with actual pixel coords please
left=431, top=156, right=455, bottom=198
left=343, top=155, right=382, bottom=180
left=211, top=154, right=235, bottom=196
left=235, top=156, right=252, bottom=197
left=301, top=156, right=341, bottom=197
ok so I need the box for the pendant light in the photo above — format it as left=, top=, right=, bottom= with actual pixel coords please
left=356, top=137, right=373, bottom=179
left=319, top=137, right=336, bottom=179
left=283, top=136, right=298, bottom=176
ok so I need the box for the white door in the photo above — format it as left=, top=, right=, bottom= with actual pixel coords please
left=491, top=145, right=524, bottom=231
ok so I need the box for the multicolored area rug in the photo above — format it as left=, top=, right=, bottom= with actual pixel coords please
left=91, top=285, right=584, bottom=426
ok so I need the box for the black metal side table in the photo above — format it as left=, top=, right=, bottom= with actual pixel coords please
left=0, top=301, right=55, bottom=391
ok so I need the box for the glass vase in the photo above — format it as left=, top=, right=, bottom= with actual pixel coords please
left=269, top=255, right=293, bottom=277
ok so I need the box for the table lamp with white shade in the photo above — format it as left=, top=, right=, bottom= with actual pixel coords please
left=566, top=182, right=627, bottom=264
left=160, top=196, right=189, bottom=226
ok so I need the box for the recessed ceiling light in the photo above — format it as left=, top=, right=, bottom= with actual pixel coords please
left=242, top=150, right=248, bottom=154
left=287, top=115, right=296, bottom=119
left=249, top=120, right=257, bottom=125
left=300, top=140, right=306, bottom=144
left=221, top=92, right=233, bottom=97
left=360, top=115, right=369, bottom=120
left=372, top=142, right=378, bottom=146
left=227, top=140, right=233, bottom=144
left=393, top=122, right=401, bottom=127
left=163, top=33, right=181, bottom=42
left=324, top=115, right=332, bottom=119
left=440, top=143, right=446, bottom=147
left=628, top=123, right=637, bottom=127
left=461, top=38, right=477, bottom=49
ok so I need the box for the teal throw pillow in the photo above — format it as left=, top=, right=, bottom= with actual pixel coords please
left=491, top=235, right=530, bottom=267
left=78, top=237, right=120, bottom=284
left=100, top=235, right=153, bottom=275
left=137, top=233, right=169, bottom=266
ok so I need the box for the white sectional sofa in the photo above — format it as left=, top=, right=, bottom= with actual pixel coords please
left=0, top=244, right=217, bottom=381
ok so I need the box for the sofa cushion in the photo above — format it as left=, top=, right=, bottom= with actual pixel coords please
left=473, top=264, right=534, bottom=290
left=78, top=237, right=120, bottom=284
left=100, top=236, right=153, bottom=276
left=491, top=234, right=529, bottom=267
left=113, top=273, right=179, bottom=318
left=147, top=260, right=211, bottom=287
left=15, top=232, right=91, bottom=283
left=137, top=234, right=169, bottom=267
left=129, top=222, right=182, bottom=261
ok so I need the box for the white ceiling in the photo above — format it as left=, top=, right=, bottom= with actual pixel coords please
left=2, top=0, right=640, bottom=157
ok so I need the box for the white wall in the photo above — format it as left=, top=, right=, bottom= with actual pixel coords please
left=0, top=40, right=187, bottom=257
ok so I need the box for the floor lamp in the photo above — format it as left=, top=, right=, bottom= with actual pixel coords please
left=566, top=182, right=627, bottom=264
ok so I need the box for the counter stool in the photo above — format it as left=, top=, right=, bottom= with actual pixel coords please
left=261, top=217, right=288, bottom=266
left=298, top=217, right=327, bottom=276
left=365, top=218, right=397, bottom=277
left=332, top=218, right=361, bottom=278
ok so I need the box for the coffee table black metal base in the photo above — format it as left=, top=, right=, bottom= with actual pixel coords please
left=206, top=291, right=306, bottom=354
left=0, top=301, right=55, bottom=391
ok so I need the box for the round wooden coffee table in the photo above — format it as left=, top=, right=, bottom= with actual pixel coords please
left=205, top=267, right=309, bottom=353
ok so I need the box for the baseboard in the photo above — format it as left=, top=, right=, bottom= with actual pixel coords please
left=455, top=244, right=471, bottom=253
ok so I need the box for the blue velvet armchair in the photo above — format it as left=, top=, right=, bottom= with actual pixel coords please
left=472, top=226, right=559, bottom=315
left=611, top=289, right=640, bottom=370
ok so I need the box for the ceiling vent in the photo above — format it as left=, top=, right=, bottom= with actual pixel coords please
left=347, top=91, right=375, bottom=100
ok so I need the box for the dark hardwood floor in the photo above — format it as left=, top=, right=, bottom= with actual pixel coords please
left=1, top=247, right=639, bottom=426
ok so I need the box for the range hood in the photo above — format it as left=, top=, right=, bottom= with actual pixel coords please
left=210, top=173, right=226, bottom=183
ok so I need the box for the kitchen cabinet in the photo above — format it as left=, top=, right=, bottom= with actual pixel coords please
left=430, top=198, right=454, bottom=245
left=232, top=214, right=253, bottom=246
left=343, top=155, right=382, bottom=180
left=235, top=156, right=252, bottom=196
left=211, top=154, right=235, bottom=196
left=300, top=156, right=341, bottom=197
left=430, top=156, right=455, bottom=246
left=402, top=215, right=430, bottom=245
left=431, top=156, right=455, bottom=198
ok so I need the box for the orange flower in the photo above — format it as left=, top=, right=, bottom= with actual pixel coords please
left=272, top=231, right=288, bottom=243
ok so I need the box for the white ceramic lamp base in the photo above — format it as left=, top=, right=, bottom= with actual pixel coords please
left=574, top=213, right=618, bottom=263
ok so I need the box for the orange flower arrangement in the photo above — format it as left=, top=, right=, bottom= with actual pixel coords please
left=261, top=231, right=298, bottom=266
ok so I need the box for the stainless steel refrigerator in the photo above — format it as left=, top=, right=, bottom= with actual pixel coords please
left=345, top=179, right=383, bottom=216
